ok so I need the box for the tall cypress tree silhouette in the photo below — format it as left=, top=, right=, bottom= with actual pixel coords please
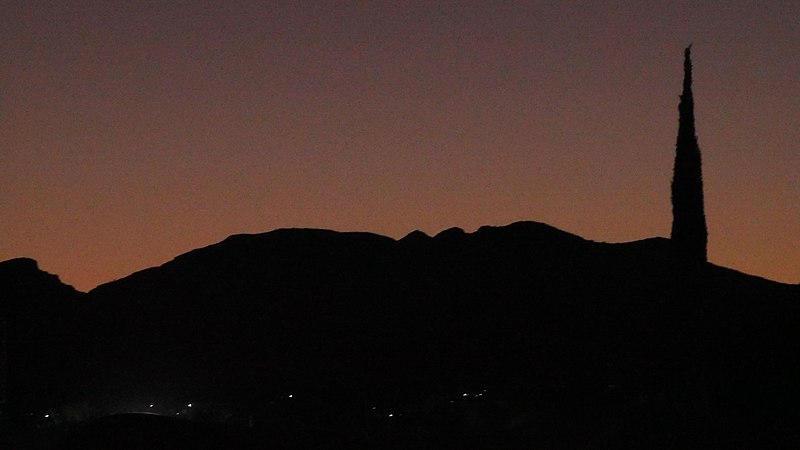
left=671, top=45, right=708, bottom=264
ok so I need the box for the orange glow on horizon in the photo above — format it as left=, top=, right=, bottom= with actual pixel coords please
left=2, top=2, right=798, bottom=291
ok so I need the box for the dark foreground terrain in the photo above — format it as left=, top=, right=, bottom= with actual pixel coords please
left=2, top=221, right=799, bottom=448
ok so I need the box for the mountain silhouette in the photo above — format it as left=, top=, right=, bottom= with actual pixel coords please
left=2, top=221, right=799, bottom=447
left=0, top=258, right=90, bottom=421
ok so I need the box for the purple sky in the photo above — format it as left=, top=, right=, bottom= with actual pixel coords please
left=2, top=1, right=798, bottom=291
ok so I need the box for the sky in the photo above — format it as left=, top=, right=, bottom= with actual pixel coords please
left=2, top=1, right=798, bottom=291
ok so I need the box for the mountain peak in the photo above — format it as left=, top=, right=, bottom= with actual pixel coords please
left=0, top=257, right=76, bottom=292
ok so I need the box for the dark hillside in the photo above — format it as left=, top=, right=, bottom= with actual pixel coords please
left=0, top=259, right=88, bottom=418
left=3, top=222, right=799, bottom=447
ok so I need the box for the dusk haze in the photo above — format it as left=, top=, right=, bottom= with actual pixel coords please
left=2, top=4, right=800, bottom=447
left=2, top=2, right=798, bottom=291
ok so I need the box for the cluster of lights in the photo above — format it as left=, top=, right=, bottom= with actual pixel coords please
left=450, top=389, right=488, bottom=404
left=31, top=388, right=492, bottom=426
left=463, top=389, right=487, bottom=399
left=368, top=389, right=489, bottom=419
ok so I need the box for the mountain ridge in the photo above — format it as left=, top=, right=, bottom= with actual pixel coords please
left=3, top=222, right=794, bottom=297
left=2, top=220, right=799, bottom=447
left=88, top=221, right=592, bottom=294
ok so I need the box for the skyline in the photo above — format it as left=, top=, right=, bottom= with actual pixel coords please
left=2, top=2, right=798, bottom=291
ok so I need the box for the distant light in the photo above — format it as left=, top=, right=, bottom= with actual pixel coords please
left=462, top=393, right=468, bottom=397
left=371, top=406, right=377, bottom=410
left=149, top=404, right=154, bottom=408
left=449, top=400, right=454, bottom=404
left=187, top=403, right=192, bottom=408
left=388, top=413, right=393, bottom=417
left=44, top=414, right=50, bottom=418
left=288, top=394, right=293, bottom=398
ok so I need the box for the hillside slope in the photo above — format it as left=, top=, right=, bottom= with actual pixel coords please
left=3, top=222, right=799, bottom=447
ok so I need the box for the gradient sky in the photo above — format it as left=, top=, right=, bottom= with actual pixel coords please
left=2, top=1, right=798, bottom=291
